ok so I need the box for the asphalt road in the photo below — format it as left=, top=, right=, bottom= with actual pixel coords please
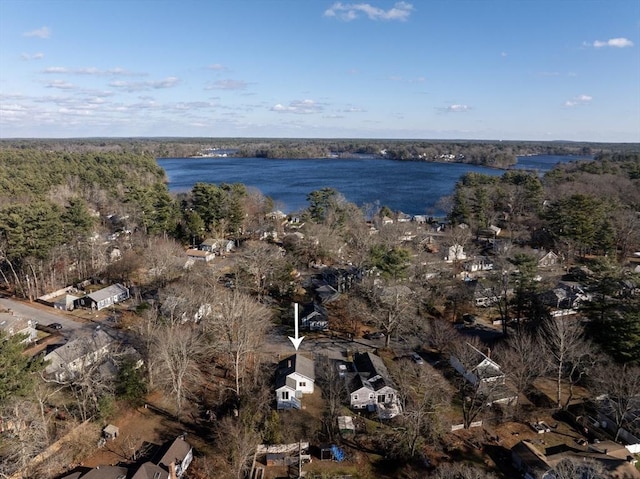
left=0, top=296, right=101, bottom=338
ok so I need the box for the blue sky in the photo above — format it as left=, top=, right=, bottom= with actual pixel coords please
left=1, top=0, right=638, bottom=141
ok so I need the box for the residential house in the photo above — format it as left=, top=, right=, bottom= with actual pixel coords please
left=199, top=238, right=234, bottom=255
left=37, top=286, right=82, bottom=311
left=54, top=293, right=81, bottom=311
left=314, top=283, right=340, bottom=304
left=61, top=436, right=193, bottom=479
left=299, top=302, right=329, bottom=331
left=275, top=354, right=315, bottom=410
left=444, top=244, right=467, bottom=263
left=185, top=248, right=215, bottom=263
left=538, top=250, right=560, bottom=268
left=266, top=210, right=287, bottom=221
left=78, top=466, right=128, bottom=479
left=463, top=256, right=494, bottom=273
left=511, top=440, right=640, bottom=479
left=597, top=396, right=640, bottom=454
left=0, top=312, right=37, bottom=343
left=538, top=282, right=590, bottom=316
left=157, top=435, right=193, bottom=478
left=396, top=212, right=411, bottom=223
left=321, top=266, right=363, bottom=293
left=44, top=330, right=115, bottom=381
left=450, top=342, right=517, bottom=404
left=511, top=440, right=552, bottom=479
left=470, top=280, right=500, bottom=307
left=131, top=463, right=169, bottom=479
left=347, top=352, right=401, bottom=419
left=74, top=283, right=130, bottom=311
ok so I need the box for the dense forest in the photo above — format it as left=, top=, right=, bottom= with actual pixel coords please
left=2, top=137, right=636, bottom=167
left=1, top=140, right=639, bottom=479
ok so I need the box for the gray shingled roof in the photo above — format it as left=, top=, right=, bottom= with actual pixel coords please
left=275, top=354, right=315, bottom=388
left=88, top=283, right=128, bottom=302
left=159, top=436, right=192, bottom=469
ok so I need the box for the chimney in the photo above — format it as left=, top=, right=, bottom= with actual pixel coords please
left=169, top=462, right=177, bottom=479
left=486, top=347, right=491, bottom=358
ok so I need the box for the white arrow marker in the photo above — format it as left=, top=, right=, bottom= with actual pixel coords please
left=288, top=302, right=305, bottom=350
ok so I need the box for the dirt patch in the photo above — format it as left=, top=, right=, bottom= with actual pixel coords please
left=82, top=395, right=187, bottom=467
left=532, top=377, right=591, bottom=408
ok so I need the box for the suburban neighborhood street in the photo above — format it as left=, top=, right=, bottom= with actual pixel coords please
left=0, top=295, right=100, bottom=338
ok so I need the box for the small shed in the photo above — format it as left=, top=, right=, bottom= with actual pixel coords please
left=103, top=424, right=119, bottom=440
left=337, top=416, right=355, bottom=436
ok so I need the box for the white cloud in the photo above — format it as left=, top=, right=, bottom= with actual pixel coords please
left=445, top=104, right=471, bottom=112
left=21, top=52, right=44, bottom=61
left=108, top=76, right=179, bottom=92
left=324, top=2, right=413, bottom=21
left=564, top=94, right=592, bottom=107
left=590, top=37, right=634, bottom=48
left=42, top=66, right=142, bottom=76
left=205, top=79, right=248, bottom=90
left=501, top=51, right=508, bottom=57
left=208, top=64, right=228, bottom=71
left=23, top=27, right=51, bottom=38
left=45, top=80, right=76, bottom=90
left=271, top=99, right=322, bottom=114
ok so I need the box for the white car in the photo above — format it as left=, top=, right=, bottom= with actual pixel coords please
left=411, top=352, right=424, bottom=365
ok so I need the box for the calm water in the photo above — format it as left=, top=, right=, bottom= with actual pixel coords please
left=157, top=155, right=586, bottom=215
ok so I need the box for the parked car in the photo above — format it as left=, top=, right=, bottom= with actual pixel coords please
left=48, top=322, right=63, bottom=330
left=411, top=352, right=424, bottom=365
left=364, top=331, right=385, bottom=340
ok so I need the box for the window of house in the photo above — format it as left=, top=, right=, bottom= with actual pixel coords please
left=282, top=391, right=289, bottom=400
left=353, top=394, right=358, bottom=400
left=299, top=382, right=306, bottom=388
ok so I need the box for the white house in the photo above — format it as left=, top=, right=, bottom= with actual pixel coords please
left=445, top=244, right=467, bottom=263
left=198, top=238, right=234, bottom=255
left=275, top=354, right=315, bottom=410
left=450, top=342, right=517, bottom=405
left=185, top=248, right=215, bottom=263
left=44, top=330, right=115, bottom=381
left=0, top=312, right=37, bottom=343
left=347, top=352, right=401, bottom=419
left=299, top=302, right=329, bottom=331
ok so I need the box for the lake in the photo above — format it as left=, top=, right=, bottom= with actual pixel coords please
left=157, top=155, right=586, bottom=215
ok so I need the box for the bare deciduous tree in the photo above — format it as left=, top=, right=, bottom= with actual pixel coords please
left=426, top=317, right=458, bottom=355
left=358, top=279, right=415, bottom=348
left=495, top=330, right=546, bottom=410
left=551, top=457, right=606, bottom=479
left=540, top=316, right=593, bottom=409
left=0, top=399, right=49, bottom=478
left=208, top=290, right=270, bottom=402
left=213, top=416, right=261, bottom=479
left=590, top=360, right=640, bottom=442
left=390, top=360, right=452, bottom=457
left=434, top=462, right=499, bottom=479
left=316, top=355, right=347, bottom=441
left=140, top=236, right=185, bottom=286
left=152, top=323, right=208, bottom=418
left=234, top=240, right=287, bottom=300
